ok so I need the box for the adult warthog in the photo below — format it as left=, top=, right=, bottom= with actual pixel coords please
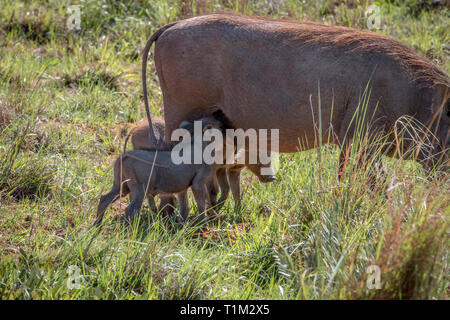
left=142, top=13, right=449, bottom=174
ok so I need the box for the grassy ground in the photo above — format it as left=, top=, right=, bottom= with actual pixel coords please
left=0, top=0, right=448, bottom=299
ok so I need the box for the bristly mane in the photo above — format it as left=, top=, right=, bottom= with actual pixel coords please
left=292, top=27, right=449, bottom=89
left=209, top=12, right=449, bottom=89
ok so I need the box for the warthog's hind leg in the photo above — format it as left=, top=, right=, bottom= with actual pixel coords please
left=94, top=183, right=128, bottom=227
left=158, top=195, right=176, bottom=218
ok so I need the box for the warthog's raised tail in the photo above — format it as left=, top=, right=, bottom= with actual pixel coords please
left=142, top=22, right=177, bottom=148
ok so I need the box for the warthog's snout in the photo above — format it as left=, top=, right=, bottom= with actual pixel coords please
left=259, top=174, right=277, bottom=183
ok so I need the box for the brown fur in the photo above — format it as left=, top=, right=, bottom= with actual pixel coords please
left=125, top=118, right=275, bottom=210
left=95, top=119, right=227, bottom=227
left=124, top=117, right=168, bottom=152
left=123, top=117, right=176, bottom=217
left=143, top=12, right=449, bottom=173
left=205, top=12, right=448, bottom=88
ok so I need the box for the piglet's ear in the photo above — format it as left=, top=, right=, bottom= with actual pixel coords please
left=179, top=121, right=192, bottom=129
left=203, top=124, right=213, bottom=132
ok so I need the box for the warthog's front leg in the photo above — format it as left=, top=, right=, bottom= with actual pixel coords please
left=123, top=184, right=145, bottom=226
left=176, top=190, right=190, bottom=223
left=191, top=169, right=218, bottom=226
left=215, top=167, right=229, bottom=210
left=227, top=166, right=242, bottom=211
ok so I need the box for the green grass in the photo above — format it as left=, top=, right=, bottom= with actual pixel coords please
left=0, top=0, right=448, bottom=300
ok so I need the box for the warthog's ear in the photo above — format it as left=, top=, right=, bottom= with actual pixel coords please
left=179, top=120, right=194, bottom=133
left=179, top=121, right=191, bottom=128
left=203, top=124, right=213, bottom=132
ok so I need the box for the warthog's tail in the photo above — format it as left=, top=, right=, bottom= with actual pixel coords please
left=142, top=22, right=177, bottom=148
left=123, top=125, right=136, bottom=154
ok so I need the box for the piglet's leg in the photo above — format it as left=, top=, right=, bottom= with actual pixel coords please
left=123, top=184, right=145, bottom=226
left=94, top=186, right=121, bottom=227
left=215, top=167, right=229, bottom=210
left=227, top=166, right=242, bottom=211
left=158, top=195, right=176, bottom=218
left=191, top=170, right=217, bottom=226
left=177, top=190, right=190, bottom=223
left=147, top=194, right=157, bottom=213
